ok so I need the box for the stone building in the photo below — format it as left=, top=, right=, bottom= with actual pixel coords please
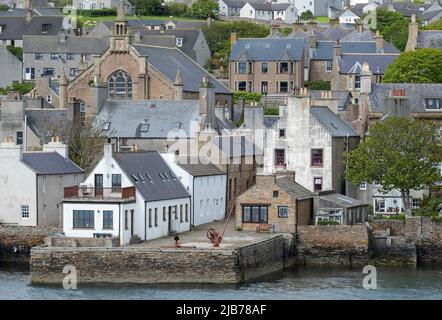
left=235, top=172, right=313, bottom=233
left=0, top=44, right=22, bottom=88
left=405, top=13, right=442, bottom=51
left=0, top=137, right=83, bottom=226
left=65, top=3, right=231, bottom=117
left=229, top=35, right=306, bottom=95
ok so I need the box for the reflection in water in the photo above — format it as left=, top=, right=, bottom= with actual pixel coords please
left=0, top=265, right=441, bottom=300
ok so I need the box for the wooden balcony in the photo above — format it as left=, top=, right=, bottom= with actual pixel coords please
left=64, top=186, right=136, bottom=202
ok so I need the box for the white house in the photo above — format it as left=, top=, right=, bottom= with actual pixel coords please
left=240, top=2, right=298, bottom=24
left=0, top=138, right=84, bottom=227
left=162, top=153, right=227, bottom=227
left=63, top=145, right=191, bottom=245
left=72, top=0, right=134, bottom=13
left=339, top=8, right=361, bottom=25
left=218, top=0, right=246, bottom=16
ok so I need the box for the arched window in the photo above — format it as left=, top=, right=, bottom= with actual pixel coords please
left=108, top=70, right=133, bottom=100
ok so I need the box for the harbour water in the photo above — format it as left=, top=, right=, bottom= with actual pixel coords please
left=1, top=266, right=442, bottom=300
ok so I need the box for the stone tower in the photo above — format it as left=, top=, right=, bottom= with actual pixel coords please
left=110, top=1, right=132, bottom=52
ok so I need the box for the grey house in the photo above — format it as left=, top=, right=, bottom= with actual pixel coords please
left=23, top=31, right=108, bottom=80
left=0, top=44, right=22, bottom=87
left=72, top=0, right=134, bottom=13
left=0, top=138, right=84, bottom=227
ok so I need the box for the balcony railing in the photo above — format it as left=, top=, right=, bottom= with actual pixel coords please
left=64, top=186, right=136, bottom=201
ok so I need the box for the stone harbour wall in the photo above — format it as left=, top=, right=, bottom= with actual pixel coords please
left=30, top=235, right=286, bottom=284
left=45, top=236, right=120, bottom=248
left=0, top=226, right=61, bottom=265
left=295, top=225, right=369, bottom=266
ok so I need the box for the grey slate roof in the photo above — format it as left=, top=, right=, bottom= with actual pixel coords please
left=338, top=53, right=399, bottom=75
left=32, top=8, right=64, bottom=16
left=275, top=176, right=313, bottom=201
left=213, top=135, right=263, bottom=158
left=248, top=1, right=291, bottom=11
left=320, top=26, right=352, bottom=41
left=310, top=106, right=359, bottom=137
left=418, top=30, right=442, bottom=49
left=23, top=34, right=109, bottom=53
left=311, top=40, right=398, bottom=60
left=0, top=15, right=65, bottom=40
left=22, top=152, right=83, bottom=175
left=310, top=90, right=351, bottom=110
left=420, top=9, right=442, bottom=20
left=132, top=45, right=231, bottom=94
left=230, top=38, right=306, bottom=61
left=368, top=83, right=442, bottom=113
left=25, top=109, right=68, bottom=144
left=340, top=29, right=376, bottom=42
left=113, top=151, right=190, bottom=202
left=222, top=0, right=247, bottom=8
left=95, top=100, right=200, bottom=139
left=177, top=162, right=226, bottom=177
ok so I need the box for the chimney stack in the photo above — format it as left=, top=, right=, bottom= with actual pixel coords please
left=230, top=33, right=237, bottom=49
left=43, top=136, right=69, bottom=158
left=374, top=30, right=384, bottom=51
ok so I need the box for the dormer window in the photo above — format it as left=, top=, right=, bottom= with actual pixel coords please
left=102, top=122, right=111, bottom=131
left=0, top=25, right=4, bottom=34
left=42, top=24, right=51, bottom=34
left=176, top=37, right=183, bottom=47
left=425, top=98, right=441, bottom=110
left=140, top=120, right=149, bottom=132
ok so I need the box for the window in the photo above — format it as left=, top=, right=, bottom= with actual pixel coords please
left=425, top=98, right=441, bottom=110
left=180, top=205, right=183, bottom=222
left=149, top=208, right=152, bottom=228
left=140, top=120, right=149, bottom=132
left=261, top=81, right=268, bottom=94
left=46, top=95, right=52, bottom=103
left=238, top=62, right=247, bottom=74
left=273, top=191, right=279, bottom=198
left=42, top=24, right=51, bottom=33
left=155, top=208, right=158, bottom=227
left=311, top=149, right=323, bottom=167
left=0, top=25, right=3, bottom=34
left=35, top=53, right=43, bottom=60
left=248, top=62, right=253, bottom=74
left=66, top=53, right=74, bottom=60
left=242, top=205, right=268, bottom=223
left=51, top=53, right=58, bottom=60
left=103, top=211, right=113, bottom=229
left=125, top=210, right=129, bottom=229
left=354, top=75, right=361, bottom=89
left=42, top=68, right=54, bottom=76
left=360, top=181, right=367, bottom=190
left=237, top=81, right=247, bottom=91
left=174, top=205, right=178, bottom=220
left=279, top=81, right=288, bottom=93
left=326, top=60, right=332, bottom=72
left=412, top=198, right=421, bottom=209
left=375, top=199, right=385, bottom=213
left=279, top=129, right=285, bottom=138
left=275, top=149, right=285, bottom=166
left=21, top=205, right=30, bottom=219
left=185, top=204, right=189, bottom=222
left=314, top=177, right=323, bottom=192
left=111, top=174, right=122, bottom=191
left=73, top=210, right=94, bottom=228
left=278, top=206, right=288, bottom=218
left=176, top=37, right=183, bottom=47
left=108, top=70, right=133, bottom=100
left=261, top=62, right=268, bottom=73
left=16, top=131, right=23, bottom=145
left=69, top=68, right=77, bottom=77
left=25, top=68, right=35, bottom=80
left=279, top=62, right=289, bottom=73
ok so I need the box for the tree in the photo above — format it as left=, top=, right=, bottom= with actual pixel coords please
left=133, top=0, right=164, bottom=16
left=300, top=10, right=314, bottom=21
left=307, top=80, right=331, bottom=90
left=65, top=116, right=109, bottom=174
left=383, top=48, right=442, bottom=83
left=421, top=18, right=442, bottom=30
left=187, top=0, right=219, bottom=19
left=346, top=117, right=442, bottom=214
left=0, top=82, right=34, bottom=95
left=7, top=45, right=23, bottom=61
left=0, top=4, right=9, bottom=11
left=366, top=8, right=409, bottom=51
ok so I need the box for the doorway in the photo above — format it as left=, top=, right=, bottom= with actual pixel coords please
left=95, top=174, right=103, bottom=197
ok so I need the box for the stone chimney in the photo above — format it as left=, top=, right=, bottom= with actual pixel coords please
left=0, top=136, right=23, bottom=160
left=199, top=77, right=216, bottom=131
left=386, top=88, right=410, bottom=117
left=305, top=20, right=318, bottom=31
left=59, top=68, right=68, bottom=109
left=173, top=67, right=183, bottom=100
left=357, top=22, right=364, bottom=33
left=374, top=30, right=384, bottom=52
left=43, top=136, right=68, bottom=158
left=292, top=20, right=305, bottom=33
left=103, top=141, right=113, bottom=170
left=405, top=14, right=419, bottom=52
left=360, top=63, right=373, bottom=94
left=230, top=33, right=237, bottom=49
left=329, top=18, right=339, bottom=28
left=333, top=40, right=341, bottom=58
left=309, top=32, right=317, bottom=48
left=25, top=10, right=33, bottom=24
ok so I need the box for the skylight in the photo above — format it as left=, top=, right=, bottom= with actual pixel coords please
left=171, top=122, right=181, bottom=130
left=103, top=122, right=111, bottom=131
left=140, top=120, right=150, bottom=133
left=146, top=174, right=152, bottom=181
left=131, top=174, right=138, bottom=182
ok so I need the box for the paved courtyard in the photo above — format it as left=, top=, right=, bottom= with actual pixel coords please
left=131, top=219, right=278, bottom=249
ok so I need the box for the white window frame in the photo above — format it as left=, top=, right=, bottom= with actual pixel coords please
left=21, top=205, right=30, bottom=219
left=359, top=181, right=367, bottom=190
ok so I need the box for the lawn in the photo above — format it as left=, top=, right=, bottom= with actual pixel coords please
left=78, top=14, right=205, bottom=27
left=315, top=16, right=330, bottom=23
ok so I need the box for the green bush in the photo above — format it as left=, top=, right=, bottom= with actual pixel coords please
left=233, top=91, right=261, bottom=104
left=307, top=80, right=331, bottom=90
left=78, top=9, right=117, bottom=17
left=0, top=82, right=35, bottom=95
left=373, top=214, right=405, bottom=221
left=413, top=196, right=442, bottom=218
left=264, top=107, right=279, bottom=116
left=7, top=46, right=23, bottom=61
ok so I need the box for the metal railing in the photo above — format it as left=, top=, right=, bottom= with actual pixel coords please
left=64, top=186, right=136, bottom=200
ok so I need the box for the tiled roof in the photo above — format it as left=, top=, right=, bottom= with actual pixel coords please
left=338, top=53, right=399, bottom=75
left=133, top=45, right=231, bottom=94
left=22, top=152, right=83, bottom=175
left=275, top=175, right=313, bottom=201
left=177, top=162, right=226, bottom=177
left=418, top=30, right=442, bottom=50
left=113, top=151, right=190, bottom=202
left=310, top=106, right=359, bottom=137
left=230, top=38, right=306, bottom=61
left=0, top=15, right=65, bottom=40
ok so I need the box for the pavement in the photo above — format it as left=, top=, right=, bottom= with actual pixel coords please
left=131, top=219, right=277, bottom=250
